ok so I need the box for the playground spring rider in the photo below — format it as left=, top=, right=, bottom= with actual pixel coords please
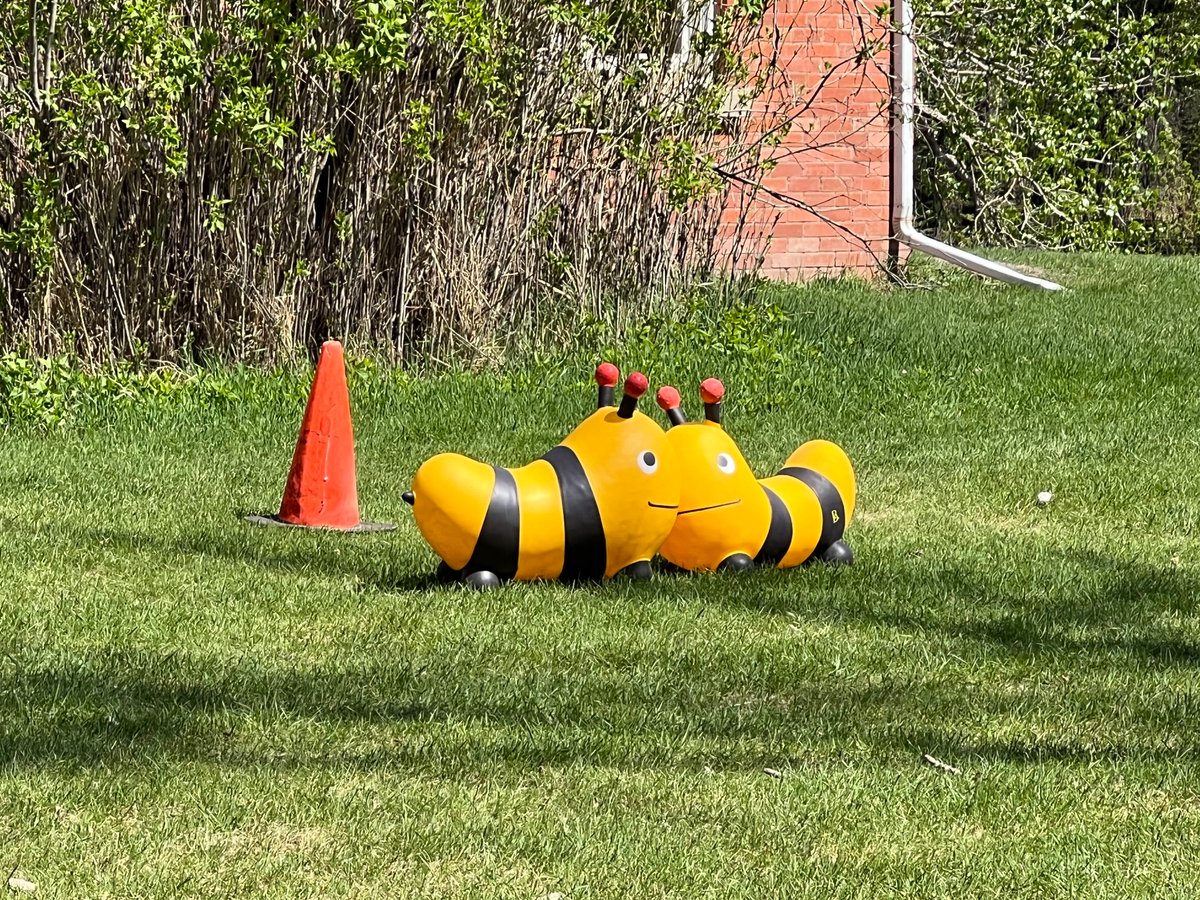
left=654, top=378, right=856, bottom=573
left=403, top=364, right=681, bottom=588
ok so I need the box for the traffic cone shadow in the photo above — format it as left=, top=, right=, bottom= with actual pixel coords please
left=246, top=340, right=394, bottom=533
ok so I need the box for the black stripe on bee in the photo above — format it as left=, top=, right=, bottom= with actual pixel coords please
left=542, top=445, right=607, bottom=582
left=464, top=466, right=521, bottom=580
left=778, top=466, right=845, bottom=556
left=755, top=485, right=793, bottom=566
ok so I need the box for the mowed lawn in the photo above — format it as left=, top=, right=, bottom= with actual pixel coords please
left=3, top=251, right=1200, bottom=897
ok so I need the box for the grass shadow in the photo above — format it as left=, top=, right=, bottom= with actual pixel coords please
left=701, top=542, right=1200, bottom=666
left=3, top=621, right=1197, bottom=775
left=41, top=521, right=442, bottom=592
left=6, top=523, right=1200, bottom=774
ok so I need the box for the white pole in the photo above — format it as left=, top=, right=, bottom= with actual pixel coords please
left=891, top=0, right=1063, bottom=291
left=678, top=0, right=693, bottom=65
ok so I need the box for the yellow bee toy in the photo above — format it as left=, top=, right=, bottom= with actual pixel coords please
left=654, top=378, right=856, bottom=572
left=402, top=364, right=681, bottom=589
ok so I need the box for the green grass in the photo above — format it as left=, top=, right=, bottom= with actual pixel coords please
left=4, top=250, right=1200, bottom=897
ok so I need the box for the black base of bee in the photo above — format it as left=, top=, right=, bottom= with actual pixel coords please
left=718, top=553, right=755, bottom=573
left=464, top=571, right=502, bottom=590
left=435, top=561, right=502, bottom=590
left=617, top=560, right=653, bottom=581
left=820, top=540, right=854, bottom=566
left=435, top=559, right=654, bottom=587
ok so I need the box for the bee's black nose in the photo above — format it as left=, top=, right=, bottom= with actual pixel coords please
left=402, top=491, right=415, bottom=505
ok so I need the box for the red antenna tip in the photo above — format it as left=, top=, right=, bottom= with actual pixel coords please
left=700, top=378, right=725, bottom=404
left=656, top=386, right=681, bottom=410
left=624, top=372, right=649, bottom=398
left=595, top=362, right=620, bottom=387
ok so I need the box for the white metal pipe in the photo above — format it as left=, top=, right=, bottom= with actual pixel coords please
left=891, top=0, right=1063, bottom=290
left=678, top=0, right=693, bottom=64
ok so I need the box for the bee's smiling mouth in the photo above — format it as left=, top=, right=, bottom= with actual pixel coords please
left=678, top=499, right=741, bottom=516
left=647, top=502, right=679, bottom=509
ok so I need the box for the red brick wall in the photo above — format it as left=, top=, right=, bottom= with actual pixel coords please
left=717, top=0, right=893, bottom=280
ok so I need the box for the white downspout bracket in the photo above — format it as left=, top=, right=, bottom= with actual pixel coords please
left=890, top=0, right=1063, bottom=291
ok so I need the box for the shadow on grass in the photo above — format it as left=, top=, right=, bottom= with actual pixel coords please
left=45, top=520, right=1200, bottom=670
left=2, top=645, right=1196, bottom=774
left=50, top=520, right=441, bottom=592
left=4, top=582, right=1200, bottom=775
left=6, top=523, right=1200, bottom=774
left=696, top=546, right=1200, bottom=666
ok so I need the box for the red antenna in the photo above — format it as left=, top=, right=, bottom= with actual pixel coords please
left=655, top=386, right=686, bottom=427
left=618, top=372, right=648, bottom=419
left=595, top=362, right=620, bottom=409
left=700, top=378, right=724, bottom=424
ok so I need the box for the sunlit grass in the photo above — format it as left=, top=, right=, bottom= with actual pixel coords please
left=2, top=251, right=1199, bottom=897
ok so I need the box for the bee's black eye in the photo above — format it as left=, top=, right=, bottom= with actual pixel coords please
left=637, top=450, right=658, bottom=474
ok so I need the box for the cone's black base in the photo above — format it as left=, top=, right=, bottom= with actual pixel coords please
left=243, top=514, right=395, bottom=533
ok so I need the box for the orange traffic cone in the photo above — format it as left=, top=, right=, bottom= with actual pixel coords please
left=246, top=341, right=393, bottom=533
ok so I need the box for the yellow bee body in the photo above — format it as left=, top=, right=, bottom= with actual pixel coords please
left=405, top=368, right=680, bottom=587
left=656, top=381, right=856, bottom=573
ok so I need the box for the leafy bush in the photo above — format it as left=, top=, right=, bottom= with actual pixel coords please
left=0, top=277, right=840, bottom=428
left=913, top=0, right=1200, bottom=250
left=0, top=0, right=826, bottom=365
left=0, top=351, right=245, bottom=427
left=0, top=0, right=900, bottom=366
